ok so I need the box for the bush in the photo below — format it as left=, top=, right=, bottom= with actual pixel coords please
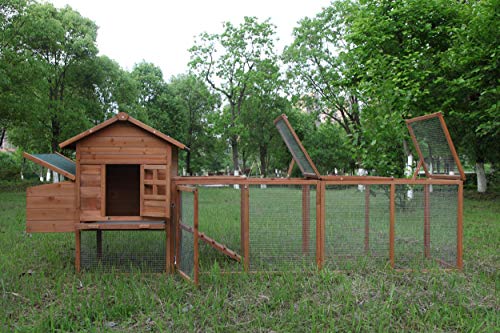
left=0, top=152, right=21, bottom=180
left=0, top=178, right=44, bottom=192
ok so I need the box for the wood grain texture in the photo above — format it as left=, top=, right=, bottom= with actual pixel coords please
left=26, top=182, right=76, bottom=233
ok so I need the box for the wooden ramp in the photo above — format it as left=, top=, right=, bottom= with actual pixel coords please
left=199, top=232, right=242, bottom=262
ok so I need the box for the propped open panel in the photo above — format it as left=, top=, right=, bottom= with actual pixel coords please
left=26, top=182, right=76, bottom=232
left=274, top=114, right=320, bottom=178
left=406, top=113, right=465, bottom=180
left=23, top=152, right=76, bottom=180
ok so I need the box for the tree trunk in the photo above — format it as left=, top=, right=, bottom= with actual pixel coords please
left=0, top=128, right=5, bottom=148
left=185, top=150, right=192, bottom=176
left=476, top=162, right=487, bottom=193
left=259, top=145, right=268, bottom=177
left=231, top=135, right=239, bottom=172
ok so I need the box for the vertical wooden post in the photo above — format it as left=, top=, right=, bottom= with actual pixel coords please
left=240, top=186, right=245, bottom=257
left=302, top=185, right=310, bottom=254
left=193, top=189, right=199, bottom=284
left=316, top=182, right=323, bottom=269
left=96, top=230, right=102, bottom=261
left=75, top=231, right=81, bottom=273
left=424, top=184, right=431, bottom=259
left=241, top=184, right=250, bottom=271
left=457, top=183, right=463, bottom=270
left=389, top=184, right=395, bottom=268
left=364, top=185, right=370, bottom=255
left=167, top=149, right=178, bottom=274
left=319, top=182, right=326, bottom=269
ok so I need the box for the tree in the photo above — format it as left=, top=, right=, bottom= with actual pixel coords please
left=283, top=1, right=362, bottom=169
left=285, top=0, right=476, bottom=178
left=240, top=59, right=289, bottom=176
left=17, top=3, right=98, bottom=152
left=168, top=74, right=219, bottom=175
left=189, top=16, right=278, bottom=173
left=0, top=0, right=31, bottom=143
left=443, top=0, right=500, bottom=192
left=131, top=61, right=184, bottom=135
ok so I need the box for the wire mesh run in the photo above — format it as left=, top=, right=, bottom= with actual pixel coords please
left=408, top=115, right=459, bottom=176
left=80, top=230, right=166, bottom=273
left=248, top=184, right=316, bottom=271
left=197, top=186, right=243, bottom=271
left=429, top=185, right=458, bottom=268
left=394, top=184, right=458, bottom=269
left=324, top=185, right=390, bottom=269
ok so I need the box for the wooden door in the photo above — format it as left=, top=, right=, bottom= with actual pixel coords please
left=140, top=165, right=170, bottom=218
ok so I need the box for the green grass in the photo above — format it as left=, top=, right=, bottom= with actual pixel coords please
left=1, top=189, right=499, bottom=331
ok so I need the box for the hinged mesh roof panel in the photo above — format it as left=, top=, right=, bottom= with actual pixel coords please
left=406, top=113, right=465, bottom=180
left=23, top=153, right=76, bottom=180
left=274, top=115, right=320, bottom=178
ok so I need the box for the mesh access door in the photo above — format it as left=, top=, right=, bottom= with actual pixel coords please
left=406, top=113, right=465, bottom=180
left=177, top=186, right=199, bottom=284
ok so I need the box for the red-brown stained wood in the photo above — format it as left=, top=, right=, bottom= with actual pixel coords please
left=80, top=174, right=101, bottom=187
left=27, top=196, right=75, bottom=209
left=27, top=182, right=75, bottom=196
left=26, top=182, right=76, bottom=233
left=78, top=136, right=169, bottom=148
left=457, top=183, right=463, bottom=269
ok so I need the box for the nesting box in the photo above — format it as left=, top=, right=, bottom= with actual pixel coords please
left=24, top=112, right=187, bottom=271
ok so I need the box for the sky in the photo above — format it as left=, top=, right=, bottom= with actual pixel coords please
left=48, top=0, right=331, bottom=80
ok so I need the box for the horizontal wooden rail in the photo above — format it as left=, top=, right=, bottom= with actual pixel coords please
left=77, top=221, right=165, bottom=230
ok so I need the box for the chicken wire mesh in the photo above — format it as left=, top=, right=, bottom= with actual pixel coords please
left=394, top=184, right=458, bottom=269
left=408, top=115, right=460, bottom=176
left=324, top=185, right=390, bottom=269
left=80, top=229, right=166, bottom=273
left=196, top=186, right=242, bottom=272
left=248, top=184, right=316, bottom=271
left=429, top=185, right=458, bottom=268
left=177, top=189, right=196, bottom=279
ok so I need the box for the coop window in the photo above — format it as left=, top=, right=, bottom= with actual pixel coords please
left=106, top=165, right=140, bottom=216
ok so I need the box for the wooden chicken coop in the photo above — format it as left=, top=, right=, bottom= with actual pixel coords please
left=24, top=112, right=187, bottom=272
left=24, top=111, right=464, bottom=281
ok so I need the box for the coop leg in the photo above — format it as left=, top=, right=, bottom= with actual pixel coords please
left=75, top=231, right=81, bottom=273
left=96, top=230, right=102, bottom=261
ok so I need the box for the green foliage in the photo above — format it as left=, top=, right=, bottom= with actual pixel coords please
left=169, top=74, right=220, bottom=175
left=0, top=152, right=20, bottom=180
left=189, top=16, right=278, bottom=172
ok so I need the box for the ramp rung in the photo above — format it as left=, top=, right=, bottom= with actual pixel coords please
left=199, top=232, right=242, bottom=262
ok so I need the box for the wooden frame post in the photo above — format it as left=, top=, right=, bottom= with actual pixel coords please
left=316, top=181, right=325, bottom=269
left=424, top=184, right=431, bottom=259
left=389, top=184, right=395, bottom=268
left=75, top=231, right=81, bottom=273
left=364, top=185, right=370, bottom=255
left=302, top=185, right=310, bottom=254
left=241, top=184, right=250, bottom=272
left=457, top=183, right=463, bottom=269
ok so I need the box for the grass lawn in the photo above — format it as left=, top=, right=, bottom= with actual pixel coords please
left=0, top=188, right=498, bottom=332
